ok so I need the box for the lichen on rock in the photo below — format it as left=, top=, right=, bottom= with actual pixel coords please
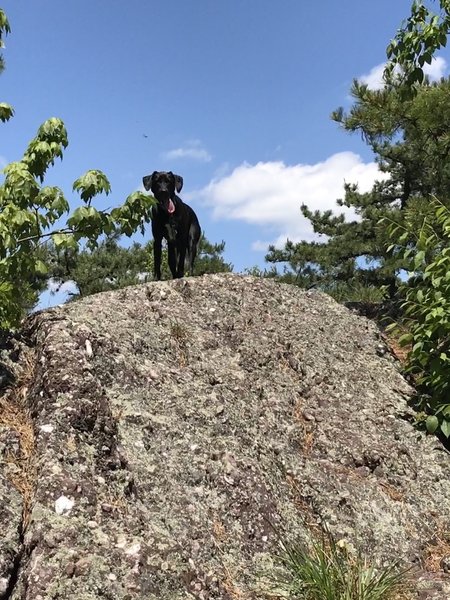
left=1, top=274, right=449, bottom=599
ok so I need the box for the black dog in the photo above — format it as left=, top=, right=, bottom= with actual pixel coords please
left=142, top=171, right=201, bottom=280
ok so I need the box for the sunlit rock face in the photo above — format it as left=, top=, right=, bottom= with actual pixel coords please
left=1, top=274, right=449, bottom=599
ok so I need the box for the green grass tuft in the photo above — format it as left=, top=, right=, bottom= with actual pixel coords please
left=273, top=531, right=410, bottom=600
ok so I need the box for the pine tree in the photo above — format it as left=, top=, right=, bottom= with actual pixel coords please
left=266, top=78, right=450, bottom=300
left=46, top=233, right=233, bottom=299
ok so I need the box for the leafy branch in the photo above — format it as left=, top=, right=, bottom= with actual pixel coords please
left=0, top=8, right=155, bottom=328
left=385, top=1, right=450, bottom=93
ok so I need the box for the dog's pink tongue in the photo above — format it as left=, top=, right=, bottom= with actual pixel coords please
left=168, top=199, right=175, bottom=214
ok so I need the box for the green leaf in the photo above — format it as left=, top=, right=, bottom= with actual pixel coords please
left=52, top=233, right=68, bottom=248
left=52, top=233, right=78, bottom=250
left=414, top=250, right=425, bottom=268
left=22, top=120, right=69, bottom=180
left=440, top=419, right=450, bottom=438
left=410, top=67, right=424, bottom=85
left=426, top=415, right=439, bottom=434
left=37, top=118, right=68, bottom=147
left=398, top=333, right=413, bottom=345
left=34, top=259, right=48, bottom=275
left=0, top=102, right=14, bottom=122
left=0, top=10, right=11, bottom=36
left=73, top=170, right=111, bottom=203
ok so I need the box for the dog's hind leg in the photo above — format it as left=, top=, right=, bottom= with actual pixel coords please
left=176, top=239, right=187, bottom=278
left=167, top=243, right=178, bottom=279
left=187, top=225, right=201, bottom=276
left=187, top=236, right=197, bottom=276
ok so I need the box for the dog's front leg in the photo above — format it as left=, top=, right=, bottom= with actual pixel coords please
left=153, top=236, right=163, bottom=280
left=167, top=243, right=178, bottom=279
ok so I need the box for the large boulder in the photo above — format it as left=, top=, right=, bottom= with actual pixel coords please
left=1, top=274, right=450, bottom=599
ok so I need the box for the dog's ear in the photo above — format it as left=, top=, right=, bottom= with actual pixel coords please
left=142, top=171, right=157, bottom=191
left=174, top=174, right=183, bottom=193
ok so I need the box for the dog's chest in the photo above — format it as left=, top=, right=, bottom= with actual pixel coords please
left=157, top=210, right=181, bottom=241
left=165, top=218, right=179, bottom=242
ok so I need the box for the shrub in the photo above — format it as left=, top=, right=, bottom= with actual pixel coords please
left=386, top=198, right=450, bottom=438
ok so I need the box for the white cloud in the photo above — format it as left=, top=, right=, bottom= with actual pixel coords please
left=360, top=56, right=447, bottom=90
left=423, top=55, right=447, bottom=80
left=359, top=63, right=386, bottom=91
left=163, top=140, right=212, bottom=163
left=212, top=162, right=232, bottom=180
left=194, top=152, right=384, bottom=249
left=251, top=239, right=272, bottom=251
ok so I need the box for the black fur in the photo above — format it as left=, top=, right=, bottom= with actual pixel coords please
left=142, top=171, right=201, bottom=280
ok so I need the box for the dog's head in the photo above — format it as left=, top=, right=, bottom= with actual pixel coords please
left=142, top=171, right=183, bottom=215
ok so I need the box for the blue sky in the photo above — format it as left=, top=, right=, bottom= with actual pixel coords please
left=1, top=1, right=449, bottom=305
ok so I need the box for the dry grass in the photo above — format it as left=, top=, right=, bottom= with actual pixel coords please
left=210, top=519, right=249, bottom=599
left=65, top=433, right=77, bottom=453
left=0, top=350, right=37, bottom=529
left=423, top=527, right=450, bottom=573
left=285, top=475, right=323, bottom=539
left=293, top=398, right=315, bottom=456
left=384, top=333, right=410, bottom=367
left=169, top=321, right=189, bottom=366
left=221, top=564, right=247, bottom=600
left=212, top=518, right=228, bottom=544
left=378, top=480, right=404, bottom=503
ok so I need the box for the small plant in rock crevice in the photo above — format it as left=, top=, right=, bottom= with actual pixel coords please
left=271, top=530, right=411, bottom=600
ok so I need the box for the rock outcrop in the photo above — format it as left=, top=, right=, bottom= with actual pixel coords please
left=1, top=274, right=450, bottom=599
